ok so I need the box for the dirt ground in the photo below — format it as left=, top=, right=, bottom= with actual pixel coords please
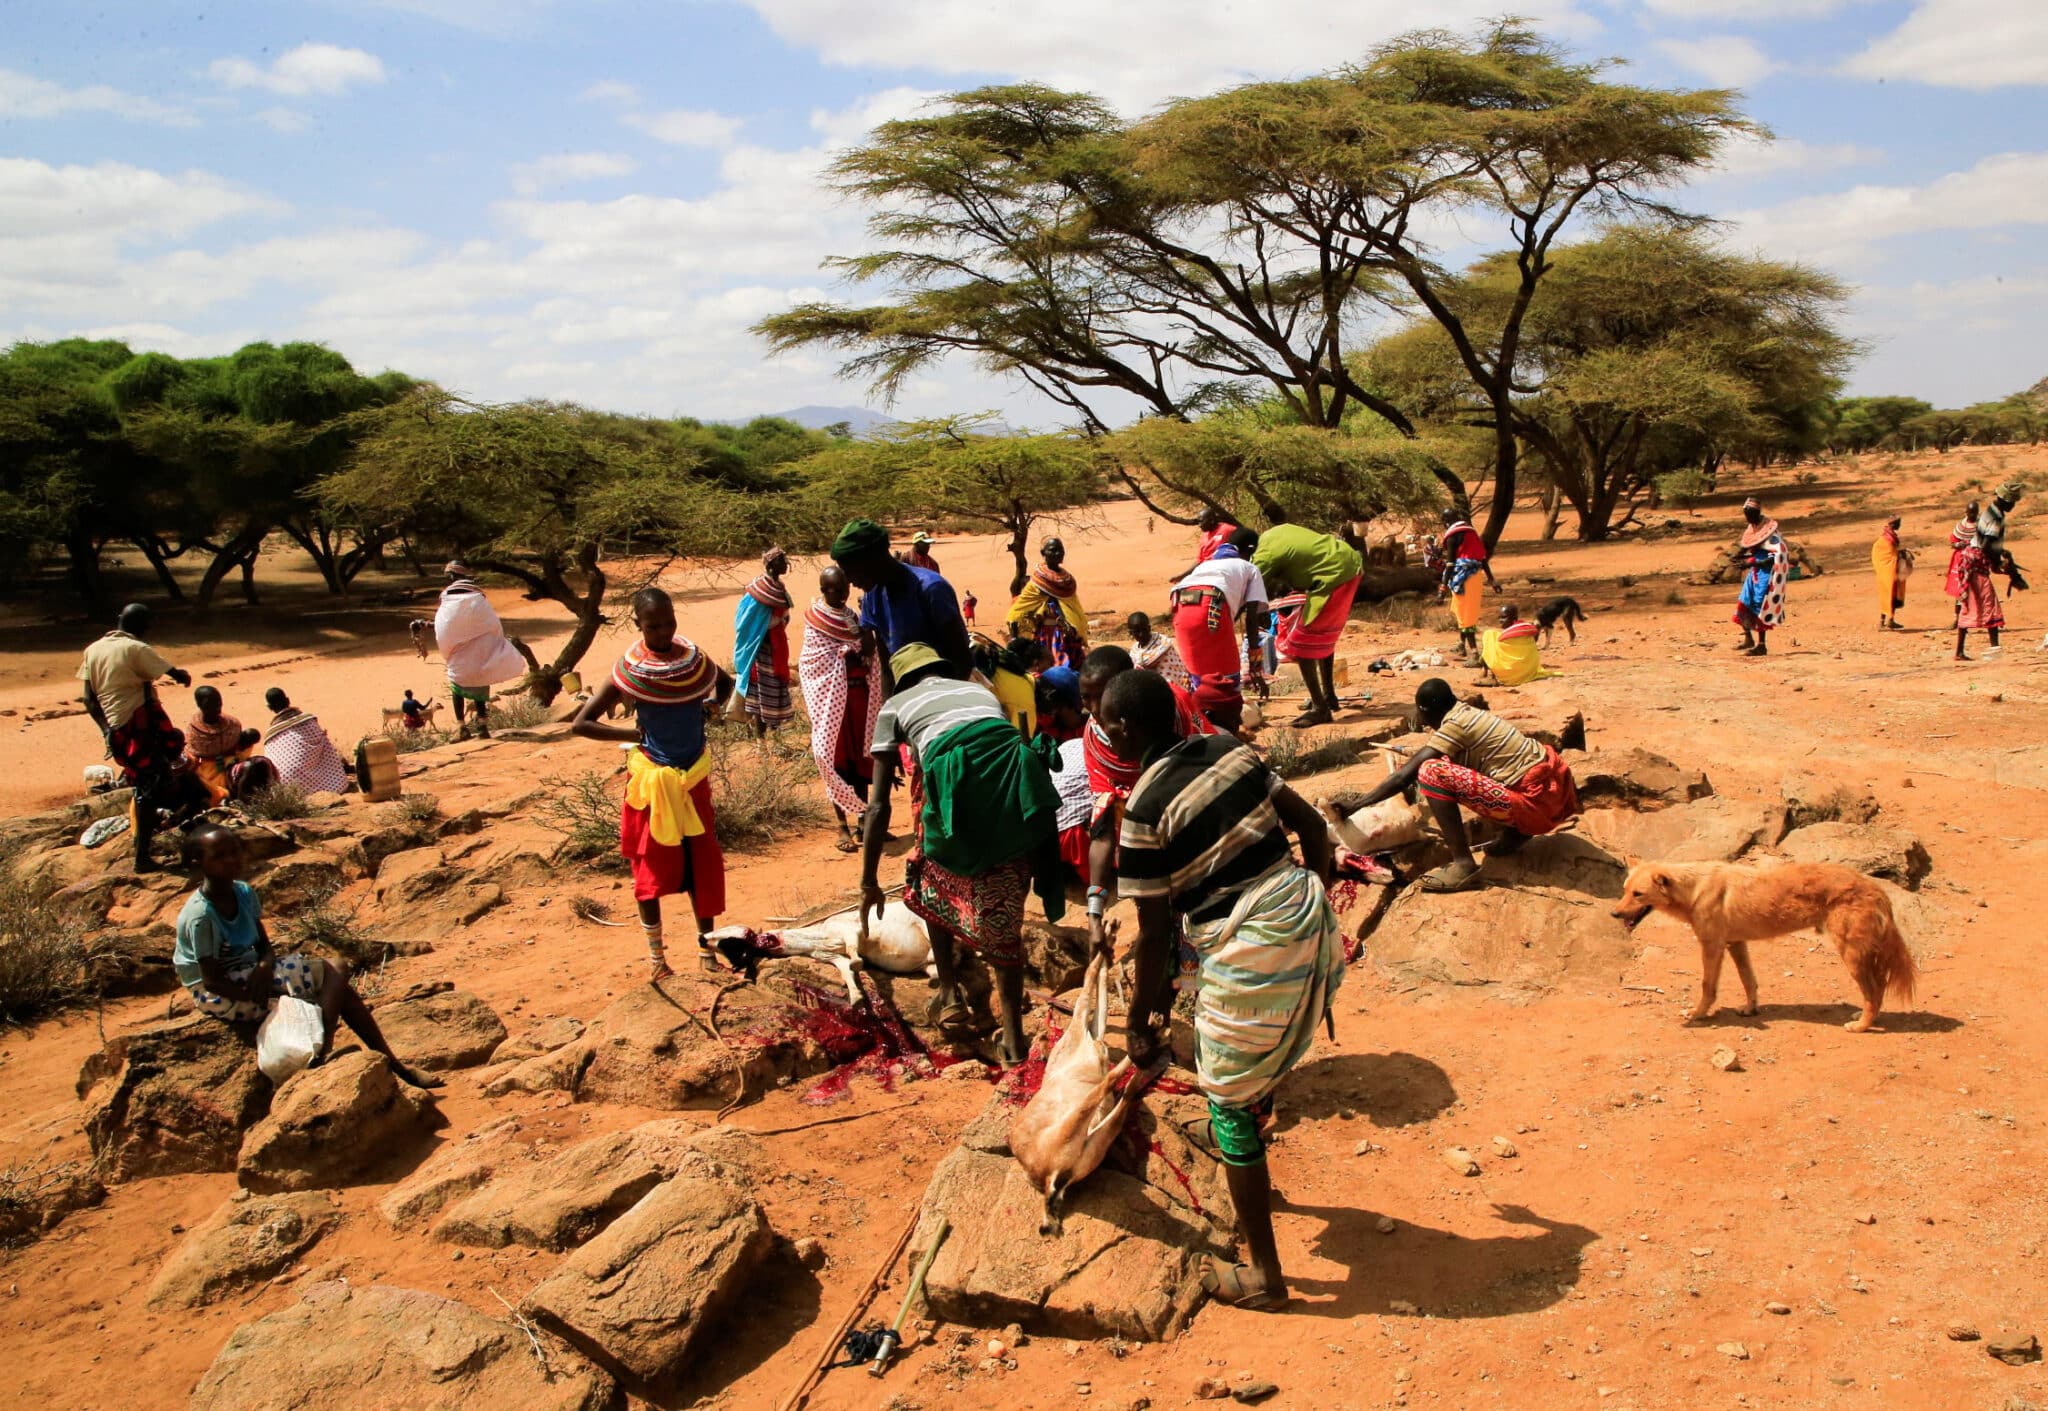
left=2, top=446, right=2045, bottom=1411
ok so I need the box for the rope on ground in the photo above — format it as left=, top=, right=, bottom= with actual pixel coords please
left=728, top=1097, right=919, bottom=1139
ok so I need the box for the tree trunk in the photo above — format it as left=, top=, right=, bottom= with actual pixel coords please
left=1540, top=483, right=1564, bottom=542
left=133, top=537, right=187, bottom=602
left=1479, top=421, right=1517, bottom=552
left=198, top=521, right=269, bottom=610
left=1006, top=517, right=1029, bottom=598
left=237, top=550, right=261, bottom=605
left=67, top=530, right=110, bottom=617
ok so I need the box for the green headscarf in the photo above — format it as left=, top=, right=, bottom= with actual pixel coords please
left=1994, top=481, right=2025, bottom=507
left=832, top=518, right=891, bottom=560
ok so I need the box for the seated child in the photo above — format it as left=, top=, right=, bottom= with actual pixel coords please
left=174, top=824, right=441, bottom=1088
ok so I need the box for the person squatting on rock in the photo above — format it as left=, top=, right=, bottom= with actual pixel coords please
left=571, top=588, right=735, bottom=981
left=1104, top=667, right=1347, bottom=1311
left=76, top=603, right=203, bottom=873
left=174, top=823, right=441, bottom=1087
left=857, top=642, right=1066, bottom=1066
left=1349, top=678, right=1581, bottom=894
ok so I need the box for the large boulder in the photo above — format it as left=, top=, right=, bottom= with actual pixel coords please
left=78, top=1015, right=270, bottom=1183
left=1568, top=748, right=1712, bottom=811
left=190, top=1281, right=618, bottom=1411
left=145, top=1191, right=338, bottom=1309
left=378, top=1117, right=526, bottom=1230
left=0, top=1162, right=104, bottom=1244
left=373, top=985, right=509, bottom=1071
left=1778, top=821, right=1932, bottom=890
left=236, top=1051, right=440, bottom=1193
left=1366, top=833, right=1634, bottom=995
left=432, top=1120, right=729, bottom=1251
left=1575, top=795, right=1789, bottom=866
left=485, top=983, right=833, bottom=1111
left=524, top=1168, right=770, bottom=1381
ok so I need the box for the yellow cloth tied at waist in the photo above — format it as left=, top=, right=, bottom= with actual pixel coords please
left=623, top=746, right=713, bottom=847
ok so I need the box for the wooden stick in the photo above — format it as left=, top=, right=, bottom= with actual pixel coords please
left=729, top=1098, right=919, bottom=1138
left=777, top=1205, right=921, bottom=1411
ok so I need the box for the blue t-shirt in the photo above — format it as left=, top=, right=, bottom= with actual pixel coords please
left=638, top=699, right=707, bottom=770
left=173, top=881, right=262, bottom=988
left=859, top=564, right=963, bottom=663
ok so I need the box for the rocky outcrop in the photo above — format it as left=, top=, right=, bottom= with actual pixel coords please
left=236, top=1051, right=439, bottom=1193
left=254, top=859, right=347, bottom=914
left=378, top=1117, right=526, bottom=1230
left=0, top=1162, right=105, bottom=1244
left=1367, top=834, right=1634, bottom=995
left=78, top=1015, right=271, bottom=1183
left=491, top=1016, right=586, bottom=1064
left=1780, top=771, right=1881, bottom=829
left=524, top=1168, right=770, bottom=1382
left=484, top=983, right=832, bottom=1111
left=145, top=1191, right=338, bottom=1309
left=1575, top=795, right=1790, bottom=865
left=1778, top=821, right=1932, bottom=890
left=913, top=1092, right=1229, bottom=1342
left=372, top=984, right=508, bottom=1071
left=1568, top=748, right=1712, bottom=811
left=431, top=1120, right=724, bottom=1251
left=190, top=1281, right=618, bottom=1411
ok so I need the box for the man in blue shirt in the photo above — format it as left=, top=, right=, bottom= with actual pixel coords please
left=831, top=519, right=973, bottom=693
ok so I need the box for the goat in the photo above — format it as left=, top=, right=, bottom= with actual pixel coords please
left=1009, top=949, right=1154, bottom=1235
left=1319, top=795, right=1427, bottom=855
left=702, top=901, right=935, bottom=1007
left=380, top=702, right=444, bottom=733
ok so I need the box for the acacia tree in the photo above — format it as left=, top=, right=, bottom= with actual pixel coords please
left=799, top=416, right=1102, bottom=594
left=320, top=388, right=808, bottom=702
left=758, top=24, right=1748, bottom=544
left=1367, top=226, right=1853, bottom=540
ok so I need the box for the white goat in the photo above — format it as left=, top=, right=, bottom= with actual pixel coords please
left=702, top=901, right=935, bottom=1007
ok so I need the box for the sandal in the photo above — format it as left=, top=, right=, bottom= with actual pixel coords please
left=1420, top=859, right=1483, bottom=893
left=934, top=1001, right=980, bottom=1040
left=1201, top=1258, right=1287, bottom=1311
left=694, top=941, right=723, bottom=976
left=1177, top=1116, right=1224, bottom=1163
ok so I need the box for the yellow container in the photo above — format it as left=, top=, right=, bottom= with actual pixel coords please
left=356, top=736, right=402, bottom=801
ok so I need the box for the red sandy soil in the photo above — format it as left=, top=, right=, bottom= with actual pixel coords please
left=1, top=446, right=2045, bottom=1411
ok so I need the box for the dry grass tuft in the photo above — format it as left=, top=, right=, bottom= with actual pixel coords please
left=0, top=865, right=97, bottom=1024
left=241, top=781, right=314, bottom=821
left=537, top=770, right=626, bottom=867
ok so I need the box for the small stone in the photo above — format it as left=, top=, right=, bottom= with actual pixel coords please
left=1128, top=1399, right=1152, bottom=1411
left=1491, top=1136, right=1518, bottom=1159
left=1710, top=1047, right=1741, bottom=1073
left=1717, top=1342, right=1750, bottom=1360
left=1376, top=1216, right=1397, bottom=1234
left=1442, top=1146, right=1480, bottom=1177
left=1194, top=1376, right=1232, bottom=1400
left=1771, top=1188, right=1787, bottom=1201
left=1393, top=1367, right=1412, bottom=1384
left=1231, top=1381, right=1279, bottom=1405
left=1689, top=1247, right=1713, bottom=1257
left=794, top=1237, right=826, bottom=1269
left=941, top=1060, right=991, bottom=1082
left=1075, top=1382, right=1091, bottom=1396
left=1854, top=1212, right=1876, bottom=1225
left=1987, top=1332, right=2041, bottom=1366
left=1947, top=1323, right=1980, bottom=1341
left=1389, top=1299, right=1420, bottom=1316
left=1764, top=1301, right=1791, bottom=1315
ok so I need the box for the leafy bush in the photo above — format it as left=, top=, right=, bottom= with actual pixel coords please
left=537, top=770, right=625, bottom=866
left=1653, top=469, right=1714, bottom=508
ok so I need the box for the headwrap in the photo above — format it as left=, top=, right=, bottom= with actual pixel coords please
left=912, top=531, right=933, bottom=546
left=444, top=559, right=472, bottom=577
left=890, top=642, right=942, bottom=680
left=1995, top=481, right=2025, bottom=506
left=1742, top=497, right=1761, bottom=512
left=832, top=519, right=890, bottom=560
left=1038, top=665, right=1081, bottom=710
left=1210, top=543, right=1243, bottom=561
left=762, top=546, right=786, bottom=569
left=613, top=637, right=717, bottom=705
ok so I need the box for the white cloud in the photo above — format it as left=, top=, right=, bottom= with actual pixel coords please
left=1653, top=35, right=1780, bottom=87
left=208, top=43, right=387, bottom=98
left=0, top=67, right=196, bottom=125
left=1639, top=0, right=1849, bottom=16
left=509, top=151, right=639, bottom=195
left=582, top=79, right=640, bottom=105
left=736, top=0, right=1595, bottom=110
left=1702, top=131, right=1885, bottom=183
left=624, top=109, right=744, bottom=148
left=1726, top=151, right=2048, bottom=266
left=0, top=158, right=285, bottom=243
left=1842, top=0, right=2048, bottom=88
left=253, top=107, right=312, bottom=134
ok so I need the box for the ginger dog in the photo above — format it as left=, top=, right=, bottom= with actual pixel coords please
left=1612, top=861, right=1917, bottom=1032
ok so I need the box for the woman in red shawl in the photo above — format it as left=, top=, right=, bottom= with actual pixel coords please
left=733, top=547, right=795, bottom=737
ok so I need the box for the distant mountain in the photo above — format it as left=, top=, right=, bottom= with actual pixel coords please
left=758, top=405, right=897, bottom=434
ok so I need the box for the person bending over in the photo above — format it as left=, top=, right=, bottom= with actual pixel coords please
left=1105, top=668, right=1345, bottom=1311
left=1350, top=678, right=1580, bottom=893
left=176, top=825, right=440, bottom=1087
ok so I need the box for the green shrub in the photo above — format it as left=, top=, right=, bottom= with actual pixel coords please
left=1653, top=469, right=1714, bottom=508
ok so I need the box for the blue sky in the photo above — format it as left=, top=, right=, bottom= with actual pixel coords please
left=4, top=0, right=2045, bottom=426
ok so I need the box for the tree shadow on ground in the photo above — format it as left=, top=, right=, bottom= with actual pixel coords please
left=1274, top=1051, right=1457, bottom=1132
left=1278, top=1199, right=1597, bottom=1320
left=1693, top=1002, right=1962, bottom=1034
left=645, top=1242, right=823, bottom=1409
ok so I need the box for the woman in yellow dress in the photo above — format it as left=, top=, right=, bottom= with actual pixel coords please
left=1871, top=516, right=1910, bottom=630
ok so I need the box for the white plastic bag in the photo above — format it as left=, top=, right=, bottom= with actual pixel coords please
left=256, top=997, right=327, bottom=1084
